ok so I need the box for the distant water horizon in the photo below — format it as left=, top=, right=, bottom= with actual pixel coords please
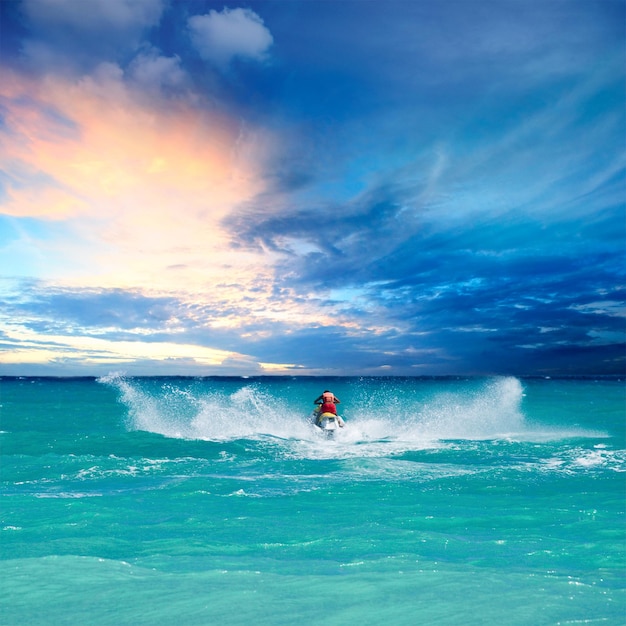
left=2, top=373, right=624, bottom=380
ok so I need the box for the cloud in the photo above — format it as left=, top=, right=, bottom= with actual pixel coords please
left=0, top=279, right=344, bottom=375
left=22, top=0, right=165, bottom=32
left=188, top=8, right=273, bottom=69
left=127, top=47, right=187, bottom=93
left=20, top=0, right=166, bottom=71
left=0, top=66, right=273, bottom=286
left=221, top=129, right=625, bottom=373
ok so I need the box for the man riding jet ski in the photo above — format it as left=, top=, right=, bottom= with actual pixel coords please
left=312, top=390, right=345, bottom=430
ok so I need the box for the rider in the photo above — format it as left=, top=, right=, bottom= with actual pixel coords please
left=313, top=390, right=344, bottom=426
left=314, top=390, right=340, bottom=413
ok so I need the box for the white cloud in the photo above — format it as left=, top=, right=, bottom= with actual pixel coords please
left=188, top=8, right=273, bottom=69
left=128, top=48, right=187, bottom=92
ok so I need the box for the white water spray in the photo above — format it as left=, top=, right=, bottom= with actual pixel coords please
left=99, top=374, right=314, bottom=441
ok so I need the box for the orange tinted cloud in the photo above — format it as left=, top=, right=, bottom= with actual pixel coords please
left=1, top=66, right=262, bottom=219
left=0, top=66, right=273, bottom=289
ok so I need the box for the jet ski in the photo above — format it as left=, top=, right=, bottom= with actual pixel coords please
left=312, top=409, right=345, bottom=436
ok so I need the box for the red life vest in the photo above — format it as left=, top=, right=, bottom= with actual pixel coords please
left=320, top=402, right=337, bottom=415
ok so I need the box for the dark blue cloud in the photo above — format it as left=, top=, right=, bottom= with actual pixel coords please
left=223, top=158, right=625, bottom=374
left=1, top=254, right=623, bottom=375
left=5, top=285, right=177, bottom=330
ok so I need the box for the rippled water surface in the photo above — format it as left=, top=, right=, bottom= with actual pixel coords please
left=1, top=375, right=624, bottom=625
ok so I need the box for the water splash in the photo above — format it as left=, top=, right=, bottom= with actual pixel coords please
left=98, top=373, right=313, bottom=441
left=341, top=377, right=526, bottom=442
left=97, top=374, right=611, bottom=463
left=414, top=376, right=526, bottom=440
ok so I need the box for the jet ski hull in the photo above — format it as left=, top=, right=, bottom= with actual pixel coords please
left=313, top=411, right=344, bottom=435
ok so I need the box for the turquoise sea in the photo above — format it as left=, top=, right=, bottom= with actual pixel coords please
left=1, top=375, right=624, bottom=625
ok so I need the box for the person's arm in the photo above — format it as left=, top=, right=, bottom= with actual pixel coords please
left=334, top=396, right=341, bottom=404
left=314, top=395, right=323, bottom=404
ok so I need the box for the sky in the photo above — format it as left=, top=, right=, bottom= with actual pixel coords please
left=0, top=0, right=624, bottom=377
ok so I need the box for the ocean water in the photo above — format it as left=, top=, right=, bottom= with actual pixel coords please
left=1, top=375, right=624, bottom=625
